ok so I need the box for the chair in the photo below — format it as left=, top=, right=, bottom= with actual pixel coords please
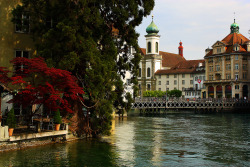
left=47, top=118, right=54, bottom=130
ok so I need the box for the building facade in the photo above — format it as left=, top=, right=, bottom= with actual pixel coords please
left=155, top=60, right=205, bottom=98
left=0, top=0, right=35, bottom=116
left=204, top=20, right=250, bottom=99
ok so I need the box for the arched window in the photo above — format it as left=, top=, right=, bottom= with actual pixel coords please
left=147, top=67, right=150, bottom=77
left=155, top=42, right=158, bottom=53
left=148, top=42, right=151, bottom=53
left=139, top=68, right=141, bottom=77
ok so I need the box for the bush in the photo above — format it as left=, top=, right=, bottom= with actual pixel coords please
left=7, top=108, right=16, bottom=128
left=54, top=109, right=62, bottom=124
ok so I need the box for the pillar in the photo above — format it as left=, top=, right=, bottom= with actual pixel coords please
left=214, top=85, right=217, bottom=98
left=222, top=85, right=225, bottom=98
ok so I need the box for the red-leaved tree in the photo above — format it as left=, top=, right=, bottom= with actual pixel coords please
left=1, top=57, right=84, bottom=115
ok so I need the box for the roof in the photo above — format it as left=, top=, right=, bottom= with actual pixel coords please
left=204, top=32, right=250, bottom=58
left=140, top=48, right=186, bottom=68
left=155, top=60, right=205, bottom=75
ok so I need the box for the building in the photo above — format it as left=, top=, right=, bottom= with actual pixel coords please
left=155, top=59, right=205, bottom=98
left=204, top=20, right=250, bottom=99
left=0, top=0, right=35, bottom=115
left=138, top=17, right=185, bottom=96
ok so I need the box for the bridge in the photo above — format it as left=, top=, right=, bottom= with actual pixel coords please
left=132, top=97, right=250, bottom=114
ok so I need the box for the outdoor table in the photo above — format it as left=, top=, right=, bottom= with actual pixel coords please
left=33, top=118, right=51, bottom=132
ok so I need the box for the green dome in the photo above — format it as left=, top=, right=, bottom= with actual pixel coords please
left=230, top=19, right=239, bottom=33
left=146, top=20, right=159, bottom=34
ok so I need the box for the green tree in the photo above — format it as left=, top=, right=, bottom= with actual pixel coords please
left=167, top=90, right=182, bottom=97
left=12, top=0, right=154, bottom=136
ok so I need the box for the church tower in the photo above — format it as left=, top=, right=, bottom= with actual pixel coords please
left=178, top=41, right=184, bottom=57
left=139, top=16, right=162, bottom=94
left=145, top=16, right=160, bottom=55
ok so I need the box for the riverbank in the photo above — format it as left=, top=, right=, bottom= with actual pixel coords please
left=0, top=133, right=79, bottom=153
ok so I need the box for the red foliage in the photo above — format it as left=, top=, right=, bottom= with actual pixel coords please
left=3, top=57, right=84, bottom=113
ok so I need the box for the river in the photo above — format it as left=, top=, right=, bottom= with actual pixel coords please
left=0, top=112, right=249, bottom=167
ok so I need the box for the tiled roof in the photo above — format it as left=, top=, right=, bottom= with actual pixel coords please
left=155, top=60, right=205, bottom=75
left=204, top=32, right=250, bottom=58
left=222, top=33, right=249, bottom=46
left=140, top=48, right=185, bottom=68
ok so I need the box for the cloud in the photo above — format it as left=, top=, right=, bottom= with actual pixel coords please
left=136, top=0, right=250, bottom=60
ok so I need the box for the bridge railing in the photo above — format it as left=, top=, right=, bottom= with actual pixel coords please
left=134, top=97, right=249, bottom=103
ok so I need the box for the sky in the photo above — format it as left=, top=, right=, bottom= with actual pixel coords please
left=136, top=0, right=250, bottom=60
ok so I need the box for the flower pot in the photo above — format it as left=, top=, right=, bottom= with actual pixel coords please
left=8, top=128, right=14, bottom=136
left=55, top=124, right=60, bottom=131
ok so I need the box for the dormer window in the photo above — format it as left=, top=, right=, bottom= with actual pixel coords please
left=234, top=44, right=239, bottom=51
left=217, top=48, right=221, bottom=53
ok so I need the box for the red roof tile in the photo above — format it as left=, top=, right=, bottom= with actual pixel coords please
left=155, top=60, right=205, bottom=75
left=140, top=48, right=186, bottom=68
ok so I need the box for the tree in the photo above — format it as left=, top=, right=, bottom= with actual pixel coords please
left=1, top=57, right=84, bottom=116
left=12, top=0, right=154, bottom=136
left=167, top=90, right=182, bottom=98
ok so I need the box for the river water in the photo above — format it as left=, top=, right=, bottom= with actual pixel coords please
left=0, top=112, right=249, bottom=167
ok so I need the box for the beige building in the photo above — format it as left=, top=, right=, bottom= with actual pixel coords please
left=155, top=60, right=205, bottom=97
left=204, top=20, right=250, bottom=99
left=0, top=0, right=35, bottom=115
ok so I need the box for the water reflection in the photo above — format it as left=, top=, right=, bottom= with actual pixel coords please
left=0, top=113, right=249, bottom=167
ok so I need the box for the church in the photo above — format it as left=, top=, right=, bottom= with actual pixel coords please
left=138, top=16, right=185, bottom=96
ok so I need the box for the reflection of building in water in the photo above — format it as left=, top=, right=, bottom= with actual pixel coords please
left=112, top=118, right=135, bottom=165
left=151, top=119, right=163, bottom=164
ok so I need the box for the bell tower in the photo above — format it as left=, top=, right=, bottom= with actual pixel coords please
left=145, top=16, right=160, bottom=55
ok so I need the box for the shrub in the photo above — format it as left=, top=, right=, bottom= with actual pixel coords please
left=7, top=108, right=16, bottom=128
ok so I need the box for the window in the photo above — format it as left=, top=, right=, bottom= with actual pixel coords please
left=243, top=64, right=247, bottom=70
left=182, top=80, right=185, bottom=85
left=235, top=55, right=238, bottom=60
left=195, top=76, right=198, bottom=81
left=147, top=42, right=151, bottom=53
left=235, top=85, right=239, bottom=89
left=174, top=87, right=177, bottom=90
left=208, top=58, right=213, bottom=63
left=147, top=67, right=150, bottom=77
left=166, top=88, right=169, bottom=91
left=158, top=81, right=161, bottom=85
left=216, top=65, right=220, bottom=71
left=155, top=42, right=158, bottom=53
left=190, top=80, right=193, bottom=84
left=209, top=66, right=213, bottom=72
left=166, top=75, right=169, bottom=78
left=166, top=81, right=169, bottom=85
left=174, top=74, right=177, bottom=78
left=158, top=88, right=161, bottom=91
left=226, top=73, right=231, bottom=79
left=190, top=74, right=194, bottom=77
left=235, top=73, right=239, bottom=80
left=199, top=76, right=202, bottom=80
left=243, top=73, right=247, bottom=79
left=235, top=64, right=239, bottom=70
left=159, top=75, right=161, bottom=79
left=15, top=50, right=29, bottom=73
left=209, top=75, right=213, bottom=80
left=217, top=48, right=221, bottom=53
left=139, top=68, right=141, bottom=77
left=182, top=87, right=185, bottom=91
left=147, top=84, right=151, bottom=90
left=226, top=64, right=231, bottom=70
left=203, top=76, right=205, bottom=81
left=225, top=56, right=230, bottom=61
left=15, top=13, right=30, bottom=33
left=182, top=74, right=185, bottom=78
left=174, top=80, right=177, bottom=85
